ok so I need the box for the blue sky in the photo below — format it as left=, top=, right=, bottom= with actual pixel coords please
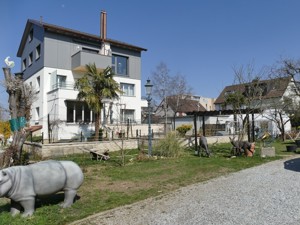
left=1, top=0, right=300, bottom=110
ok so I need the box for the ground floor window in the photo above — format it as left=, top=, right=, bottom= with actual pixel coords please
left=120, top=109, right=135, bottom=123
left=66, top=101, right=93, bottom=123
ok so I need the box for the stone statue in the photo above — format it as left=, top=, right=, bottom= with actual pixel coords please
left=199, top=136, right=211, bottom=157
left=0, top=160, right=84, bottom=217
left=229, top=137, right=255, bottom=157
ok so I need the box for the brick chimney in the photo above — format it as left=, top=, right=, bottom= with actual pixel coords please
left=100, top=10, right=107, bottom=41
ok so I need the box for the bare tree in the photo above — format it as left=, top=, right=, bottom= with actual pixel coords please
left=271, top=58, right=300, bottom=97
left=1, top=67, right=36, bottom=168
left=267, top=58, right=300, bottom=139
left=224, top=63, right=266, bottom=142
left=151, top=62, right=192, bottom=131
left=261, top=96, right=295, bottom=141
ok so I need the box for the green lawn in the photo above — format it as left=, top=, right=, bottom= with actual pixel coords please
left=0, top=141, right=296, bottom=225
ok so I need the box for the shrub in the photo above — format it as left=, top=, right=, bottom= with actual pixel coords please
left=153, top=131, right=184, bottom=157
left=176, top=124, right=192, bottom=137
left=0, top=121, right=11, bottom=140
left=26, top=135, right=43, bottom=143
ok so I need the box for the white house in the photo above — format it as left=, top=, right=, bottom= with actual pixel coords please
left=16, top=12, right=147, bottom=141
left=214, top=77, right=300, bottom=136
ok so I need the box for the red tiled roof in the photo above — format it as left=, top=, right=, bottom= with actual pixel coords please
left=166, top=96, right=206, bottom=113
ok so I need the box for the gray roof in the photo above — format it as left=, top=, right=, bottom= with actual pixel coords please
left=17, top=19, right=147, bottom=57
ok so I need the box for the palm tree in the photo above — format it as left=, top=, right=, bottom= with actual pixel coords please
left=75, top=63, right=121, bottom=141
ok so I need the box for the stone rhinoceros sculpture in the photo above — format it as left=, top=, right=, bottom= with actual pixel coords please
left=0, top=160, right=84, bottom=217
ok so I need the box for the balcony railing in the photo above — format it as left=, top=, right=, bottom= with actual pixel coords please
left=51, top=82, right=76, bottom=91
left=71, top=50, right=111, bottom=72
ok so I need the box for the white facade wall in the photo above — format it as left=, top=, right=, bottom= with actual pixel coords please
left=27, top=67, right=143, bottom=140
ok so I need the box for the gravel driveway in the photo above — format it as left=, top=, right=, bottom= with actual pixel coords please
left=71, top=156, right=300, bottom=225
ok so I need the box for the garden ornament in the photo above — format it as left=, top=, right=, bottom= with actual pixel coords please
left=199, top=136, right=211, bottom=157
left=4, top=56, right=15, bottom=68
left=229, top=137, right=255, bottom=157
left=0, top=160, right=84, bottom=217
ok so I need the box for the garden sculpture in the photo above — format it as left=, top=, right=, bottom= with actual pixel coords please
left=0, top=160, right=84, bottom=217
left=229, top=137, right=255, bottom=157
left=199, top=136, right=211, bottom=157
left=4, top=57, right=15, bottom=68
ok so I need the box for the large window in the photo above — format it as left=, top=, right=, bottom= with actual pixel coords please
left=120, top=83, right=134, bottom=96
left=112, top=54, right=128, bottom=76
left=120, top=109, right=135, bottom=123
left=66, top=101, right=93, bottom=123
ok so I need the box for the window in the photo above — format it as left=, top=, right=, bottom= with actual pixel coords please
left=75, top=102, right=83, bottom=122
left=66, top=101, right=93, bottom=123
left=29, top=52, right=33, bottom=66
left=22, top=58, right=26, bottom=71
left=66, top=102, right=74, bottom=123
left=57, top=75, right=66, bottom=88
left=36, top=44, right=41, bottom=60
left=224, top=90, right=235, bottom=96
left=36, top=76, right=40, bottom=92
left=120, top=109, right=135, bottom=122
left=120, top=83, right=134, bottom=96
left=35, top=107, right=40, bottom=124
left=29, top=29, right=33, bottom=42
left=112, top=55, right=128, bottom=75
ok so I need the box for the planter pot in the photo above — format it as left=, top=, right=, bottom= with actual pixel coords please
left=295, top=140, right=300, bottom=147
left=286, top=145, right=297, bottom=152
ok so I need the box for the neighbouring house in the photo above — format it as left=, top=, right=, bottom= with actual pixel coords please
left=187, top=95, right=216, bottom=111
left=155, top=95, right=207, bottom=131
left=16, top=11, right=147, bottom=141
left=214, top=77, right=300, bottom=136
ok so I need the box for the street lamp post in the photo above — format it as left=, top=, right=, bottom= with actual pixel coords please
left=145, top=79, right=153, bottom=156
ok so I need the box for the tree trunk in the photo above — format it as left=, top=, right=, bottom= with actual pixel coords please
left=1, top=68, right=28, bottom=168
left=94, top=112, right=100, bottom=141
left=279, top=113, right=286, bottom=142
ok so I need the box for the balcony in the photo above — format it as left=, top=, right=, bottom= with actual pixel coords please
left=71, top=50, right=111, bottom=72
left=51, top=82, right=75, bottom=91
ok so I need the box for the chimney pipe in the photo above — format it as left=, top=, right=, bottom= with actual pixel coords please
left=100, top=10, right=107, bottom=41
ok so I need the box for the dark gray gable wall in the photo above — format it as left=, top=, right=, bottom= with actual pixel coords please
left=21, top=24, right=45, bottom=80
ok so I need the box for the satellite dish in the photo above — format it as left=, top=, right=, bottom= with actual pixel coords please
left=4, top=56, right=15, bottom=68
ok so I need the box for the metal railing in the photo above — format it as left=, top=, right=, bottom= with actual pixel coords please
left=51, top=82, right=76, bottom=91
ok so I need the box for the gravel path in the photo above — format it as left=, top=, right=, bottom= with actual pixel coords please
left=71, top=156, right=300, bottom=225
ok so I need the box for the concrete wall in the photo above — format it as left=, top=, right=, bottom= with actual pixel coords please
left=26, top=139, right=139, bottom=158
left=24, top=134, right=233, bottom=159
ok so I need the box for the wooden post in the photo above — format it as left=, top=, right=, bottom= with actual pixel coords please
left=247, top=113, right=250, bottom=142
left=202, top=115, right=206, bottom=137
left=48, top=114, right=51, bottom=143
left=194, top=114, right=198, bottom=156
left=252, top=113, right=255, bottom=142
